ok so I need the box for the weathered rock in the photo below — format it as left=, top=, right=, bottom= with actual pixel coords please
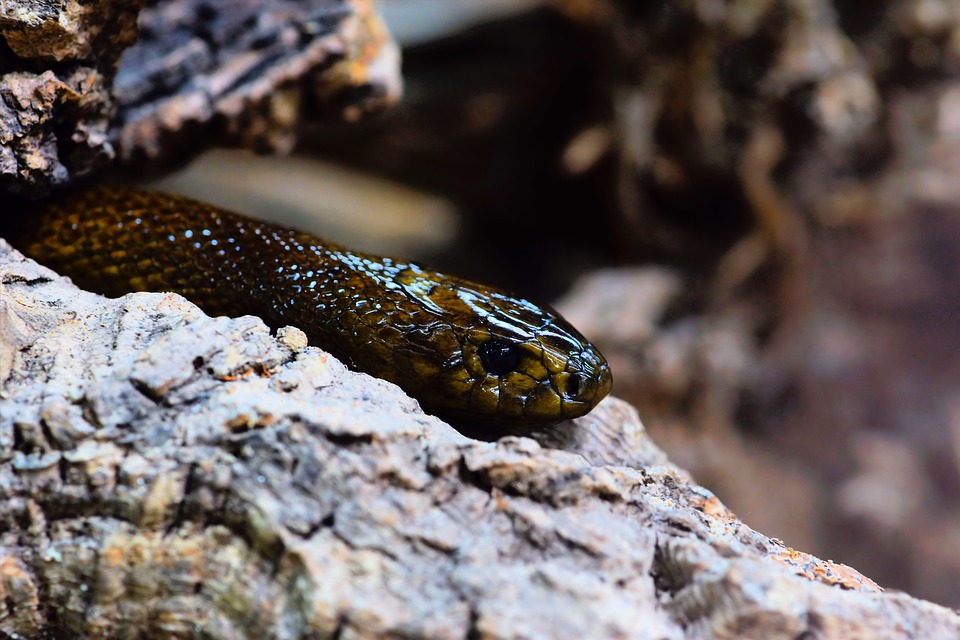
left=540, top=0, right=960, bottom=606
left=0, top=0, right=399, bottom=195
left=2, top=243, right=959, bottom=638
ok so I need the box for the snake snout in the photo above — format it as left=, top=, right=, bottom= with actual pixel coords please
left=551, top=349, right=613, bottom=419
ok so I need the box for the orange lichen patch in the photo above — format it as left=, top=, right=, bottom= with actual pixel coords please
left=695, top=495, right=738, bottom=522
left=100, top=544, right=128, bottom=567
left=217, top=363, right=274, bottom=381
left=225, top=412, right=278, bottom=433
left=773, top=546, right=883, bottom=592
left=344, top=0, right=392, bottom=76
left=0, top=554, right=41, bottom=637
left=218, top=370, right=254, bottom=382
left=312, top=0, right=401, bottom=122
left=492, top=487, right=509, bottom=511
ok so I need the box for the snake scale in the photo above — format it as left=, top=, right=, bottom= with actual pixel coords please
left=8, top=187, right=612, bottom=427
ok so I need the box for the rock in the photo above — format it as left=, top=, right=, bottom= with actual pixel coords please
left=2, top=242, right=959, bottom=638
left=0, top=0, right=400, bottom=195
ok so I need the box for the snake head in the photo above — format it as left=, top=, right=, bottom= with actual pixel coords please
left=392, top=271, right=613, bottom=426
left=462, top=321, right=614, bottom=424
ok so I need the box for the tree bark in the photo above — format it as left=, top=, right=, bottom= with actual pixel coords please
left=3, top=240, right=959, bottom=638
left=0, top=0, right=399, bottom=196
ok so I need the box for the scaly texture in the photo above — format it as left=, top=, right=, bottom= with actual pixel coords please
left=9, top=187, right=611, bottom=426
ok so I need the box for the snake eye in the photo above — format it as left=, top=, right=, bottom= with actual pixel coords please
left=477, top=339, right=521, bottom=375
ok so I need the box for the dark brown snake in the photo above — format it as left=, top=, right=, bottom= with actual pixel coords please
left=7, top=187, right=612, bottom=427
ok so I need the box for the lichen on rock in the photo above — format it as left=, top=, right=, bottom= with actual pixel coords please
left=2, top=241, right=959, bottom=638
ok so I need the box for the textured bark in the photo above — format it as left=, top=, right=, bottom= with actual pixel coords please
left=0, top=0, right=399, bottom=195
left=3, top=243, right=960, bottom=639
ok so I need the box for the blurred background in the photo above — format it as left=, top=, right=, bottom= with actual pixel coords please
left=152, top=0, right=960, bottom=607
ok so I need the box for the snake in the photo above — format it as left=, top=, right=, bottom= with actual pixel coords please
left=6, top=187, right=612, bottom=427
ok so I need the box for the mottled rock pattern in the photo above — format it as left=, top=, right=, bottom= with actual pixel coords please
left=2, top=242, right=959, bottom=638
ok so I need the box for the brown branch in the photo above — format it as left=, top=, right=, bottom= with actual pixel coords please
left=0, top=0, right=399, bottom=196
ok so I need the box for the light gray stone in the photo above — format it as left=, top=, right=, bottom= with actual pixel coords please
left=1, top=239, right=959, bottom=639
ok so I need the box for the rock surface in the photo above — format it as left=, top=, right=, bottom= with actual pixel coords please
left=0, top=0, right=399, bottom=195
left=538, top=0, right=960, bottom=605
left=3, top=243, right=960, bottom=639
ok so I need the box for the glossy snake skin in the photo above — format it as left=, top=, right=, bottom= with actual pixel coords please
left=11, top=188, right=612, bottom=427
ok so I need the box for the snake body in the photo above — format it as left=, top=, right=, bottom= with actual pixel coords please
left=9, top=187, right=612, bottom=426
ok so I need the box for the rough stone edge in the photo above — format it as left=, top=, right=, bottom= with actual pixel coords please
left=1, top=239, right=959, bottom=639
